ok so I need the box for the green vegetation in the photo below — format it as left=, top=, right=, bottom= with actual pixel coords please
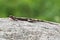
left=0, top=0, right=60, bottom=23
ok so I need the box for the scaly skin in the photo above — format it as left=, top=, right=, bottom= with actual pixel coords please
left=9, top=15, right=59, bottom=25
left=9, top=15, right=43, bottom=22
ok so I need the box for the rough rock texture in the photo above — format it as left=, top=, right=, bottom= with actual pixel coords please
left=0, top=18, right=60, bottom=40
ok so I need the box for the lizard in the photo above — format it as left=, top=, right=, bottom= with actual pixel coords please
left=9, top=15, right=59, bottom=25
left=9, top=15, right=45, bottom=23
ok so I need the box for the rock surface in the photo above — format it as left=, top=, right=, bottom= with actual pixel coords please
left=0, top=18, right=60, bottom=40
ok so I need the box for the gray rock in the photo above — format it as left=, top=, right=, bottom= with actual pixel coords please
left=0, top=18, right=60, bottom=40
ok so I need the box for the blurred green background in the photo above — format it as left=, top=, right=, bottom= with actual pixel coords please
left=0, top=0, right=60, bottom=23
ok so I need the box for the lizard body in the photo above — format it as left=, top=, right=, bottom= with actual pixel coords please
left=9, top=15, right=44, bottom=22
left=9, top=15, right=59, bottom=25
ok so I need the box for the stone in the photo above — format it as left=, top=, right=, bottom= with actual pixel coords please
left=0, top=18, right=60, bottom=40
